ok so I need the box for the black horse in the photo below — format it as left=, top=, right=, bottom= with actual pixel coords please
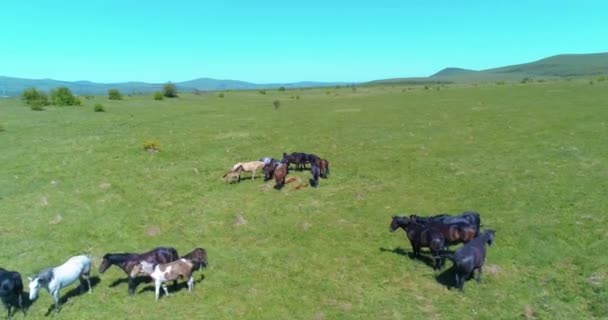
left=310, top=163, right=321, bottom=188
left=99, top=247, right=179, bottom=295
left=0, top=268, right=25, bottom=319
left=389, top=216, right=445, bottom=270
left=181, top=248, right=209, bottom=272
left=263, top=159, right=280, bottom=181
left=411, top=211, right=481, bottom=236
left=441, top=230, right=495, bottom=291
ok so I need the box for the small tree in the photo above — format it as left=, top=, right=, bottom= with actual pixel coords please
left=50, top=87, right=80, bottom=106
left=94, top=103, right=105, bottom=112
left=273, top=100, right=281, bottom=110
left=21, top=87, right=49, bottom=109
left=108, top=89, right=122, bottom=100
left=153, top=91, right=164, bottom=100
left=218, top=92, right=225, bottom=98
left=163, top=82, right=178, bottom=98
left=278, top=86, right=286, bottom=92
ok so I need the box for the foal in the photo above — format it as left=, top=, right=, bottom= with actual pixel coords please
left=231, top=161, right=265, bottom=180
left=273, top=163, right=288, bottom=190
left=134, top=259, right=197, bottom=301
left=223, top=166, right=243, bottom=183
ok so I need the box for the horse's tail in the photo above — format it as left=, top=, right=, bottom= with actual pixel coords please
left=325, top=160, right=330, bottom=176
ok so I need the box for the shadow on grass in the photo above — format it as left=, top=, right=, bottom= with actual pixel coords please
left=379, top=247, right=442, bottom=270
left=108, top=276, right=152, bottom=290
left=137, top=274, right=206, bottom=299
left=42, top=276, right=101, bottom=316
left=435, top=265, right=458, bottom=290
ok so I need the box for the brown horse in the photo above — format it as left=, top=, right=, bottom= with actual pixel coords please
left=99, top=247, right=179, bottom=295
left=314, top=158, right=330, bottom=178
left=273, top=163, right=288, bottom=190
left=180, top=248, right=208, bottom=271
left=134, top=259, right=198, bottom=301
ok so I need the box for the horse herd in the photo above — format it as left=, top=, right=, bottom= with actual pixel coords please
left=223, top=152, right=330, bottom=189
left=389, top=211, right=495, bottom=291
left=0, top=247, right=207, bottom=318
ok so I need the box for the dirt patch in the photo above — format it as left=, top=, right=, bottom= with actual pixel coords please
left=99, top=182, right=112, bottom=189
left=588, top=273, right=606, bottom=286
left=49, top=214, right=63, bottom=225
left=313, top=312, right=326, bottom=320
left=300, top=222, right=312, bottom=231
left=40, top=196, right=49, bottom=206
left=145, top=226, right=161, bottom=237
left=485, top=264, right=502, bottom=276
left=258, top=184, right=273, bottom=192
left=523, top=305, right=537, bottom=319
left=234, top=215, right=248, bottom=227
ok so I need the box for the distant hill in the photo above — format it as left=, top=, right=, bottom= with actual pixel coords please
left=0, top=76, right=345, bottom=97
left=370, top=52, right=608, bottom=85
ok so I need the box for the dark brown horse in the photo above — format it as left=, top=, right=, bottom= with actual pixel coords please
left=99, top=247, right=179, bottom=295
left=314, top=158, right=330, bottom=178
left=180, top=248, right=208, bottom=271
left=410, top=216, right=476, bottom=247
left=273, top=163, right=288, bottom=190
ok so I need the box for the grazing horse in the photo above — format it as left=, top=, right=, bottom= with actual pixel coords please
left=389, top=216, right=445, bottom=270
left=180, top=248, right=208, bottom=272
left=283, top=153, right=308, bottom=171
left=232, top=161, right=265, bottom=180
left=442, top=230, right=495, bottom=291
left=28, top=255, right=92, bottom=313
left=223, top=166, right=243, bottom=183
left=0, top=268, right=25, bottom=319
left=263, top=159, right=280, bottom=181
left=410, top=215, right=477, bottom=247
left=133, top=259, right=197, bottom=301
left=273, top=163, right=288, bottom=190
left=310, top=163, right=321, bottom=188
left=314, top=158, right=330, bottom=178
left=99, top=247, right=179, bottom=295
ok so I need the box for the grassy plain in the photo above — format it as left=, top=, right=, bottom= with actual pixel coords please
left=1, top=80, right=607, bottom=319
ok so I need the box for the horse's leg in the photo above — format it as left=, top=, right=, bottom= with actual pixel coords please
left=84, top=273, right=92, bottom=293
left=53, top=290, right=60, bottom=313
left=188, top=275, right=194, bottom=292
left=3, top=300, right=10, bottom=320
left=162, top=283, right=169, bottom=297
left=476, top=266, right=482, bottom=283
left=128, top=276, right=135, bottom=295
left=155, top=281, right=160, bottom=301
left=18, top=293, right=25, bottom=316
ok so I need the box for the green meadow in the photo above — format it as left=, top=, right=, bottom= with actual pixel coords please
left=1, top=80, right=607, bottom=319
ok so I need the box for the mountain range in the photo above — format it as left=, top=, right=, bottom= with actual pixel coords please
left=1, top=53, right=607, bottom=96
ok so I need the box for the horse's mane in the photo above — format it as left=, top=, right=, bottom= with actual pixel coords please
left=34, top=268, right=54, bottom=283
left=104, top=253, right=138, bottom=263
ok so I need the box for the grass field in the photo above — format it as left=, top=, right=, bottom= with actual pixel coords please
left=1, top=81, right=607, bottom=319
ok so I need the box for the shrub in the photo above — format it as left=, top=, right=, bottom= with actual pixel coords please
left=258, top=90, right=266, bottom=95
left=0, top=124, right=4, bottom=132
left=108, top=89, right=122, bottom=100
left=295, top=95, right=300, bottom=100
left=153, top=91, right=164, bottom=100
left=143, top=139, right=160, bottom=152
left=21, top=87, right=49, bottom=108
left=496, top=81, right=506, bottom=85
left=218, top=92, right=225, bottom=98
left=94, top=103, right=105, bottom=112
left=50, top=87, right=79, bottom=106
left=273, top=100, right=280, bottom=110
left=278, top=86, right=286, bottom=92
left=163, top=82, right=178, bottom=98
left=521, top=77, right=532, bottom=84
left=598, top=76, right=607, bottom=82
left=424, top=85, right=430, bottom=90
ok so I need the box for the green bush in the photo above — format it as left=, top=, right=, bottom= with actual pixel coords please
left=278, top=86, right=286, bottom=92
left=0, top=124, right=4, bottom=132
left=273, top=100, right=280, bottom=109
left=218, top=92, right=225, bottom=98
left=258, top=90, right=266, bottom=95
left=108, top=89, right=122, bottom=100
left=143, top=139, right=160, bottom=152
left=50, top=87, right=80, bottom=106
left=21, top=87, right=49, bottom=108
left=163, top=82, right=178, bottom=98
left=153, top=91, right=164, bottom=100
left=94, top=103, right=105, bottom=112
left=598, top=76, right=607, bottom=82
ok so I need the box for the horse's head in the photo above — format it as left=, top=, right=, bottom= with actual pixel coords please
left=390, top=216, right=408, bottom=232
left=27, top=275, right=43, bottom=301
left=484, top=230, right=496, bottom=247
left=99, top=255, right=112, bottom=273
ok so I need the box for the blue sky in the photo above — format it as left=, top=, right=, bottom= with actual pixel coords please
left=1, top=0, right=606, bottom=83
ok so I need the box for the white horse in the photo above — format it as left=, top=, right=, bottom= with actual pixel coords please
left=28, top=255, right=92, bottom=313
left=231, top=161, right=265, bottom=180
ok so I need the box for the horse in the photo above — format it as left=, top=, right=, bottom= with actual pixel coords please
left=28, top=255, right=92, bottom=313
left=310, top=163, right=320, bottom=188
left=133, top=259, right=198, bottom=301
left=263, top=159, right=280, bottom=181
left=232, top=161, right=265, bottom=180
left=314, top=158, right=330, bottom=178
left=99, top=247, right=179, bottom=295
left=259, top=157, right=274, bottom=165
left=389, top=216, right=445, bottom=270
left=410, top=216, right=477, bottom=247
left=283, top=153, right=307, bottom=171
left=0, top=268, right=25, bottom=319
left=223, top=165, right=243, bottom=183
left=412, top=211, right=481, bottom=236
left=180, top=248, right=208, bottom=272
left=273, top=163, right=288, bottom=190
left=441, top=230, right=495, bottom=291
